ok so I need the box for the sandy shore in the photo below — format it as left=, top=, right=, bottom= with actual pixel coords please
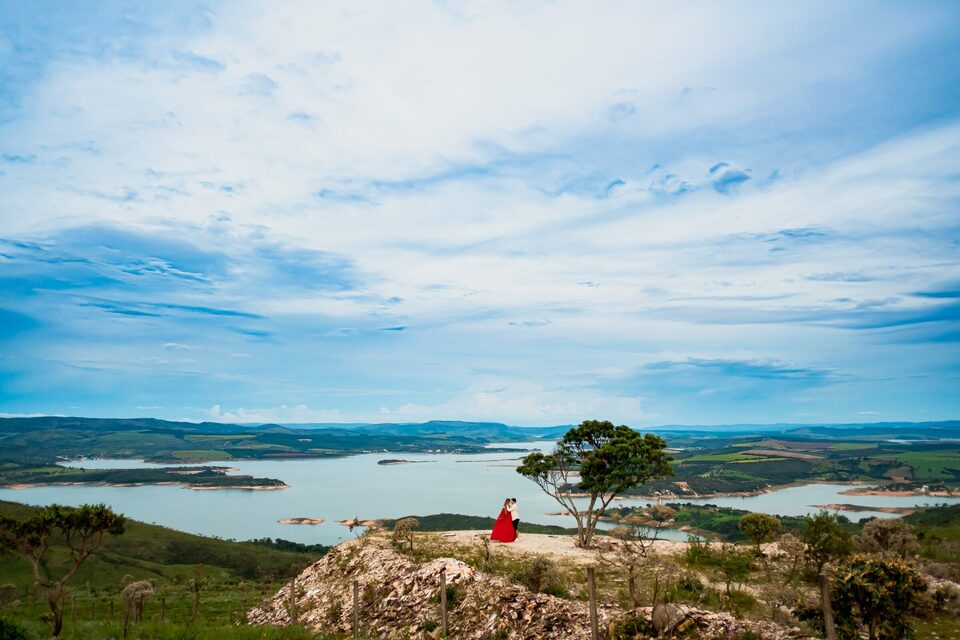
left=840, top=487, right=960, bottom=497
left=816, top=503, right=915, bottom=514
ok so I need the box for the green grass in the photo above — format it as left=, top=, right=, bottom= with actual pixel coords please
left=896, top=452, right=960, bottom=480
left=170, top=450, right=233, bottom=461
left=904, top=504, right=960, bottom=567
left=830, top=442, right=878, bottom=451
left=680, top=453, right=754, bottom=463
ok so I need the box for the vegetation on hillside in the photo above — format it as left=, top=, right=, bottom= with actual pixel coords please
left=0, top=501, right=326, bottom=639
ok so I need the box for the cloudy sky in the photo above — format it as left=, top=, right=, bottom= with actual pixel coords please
left=1, top=1, right=958, bottom=426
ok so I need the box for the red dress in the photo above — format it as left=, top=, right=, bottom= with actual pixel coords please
left=490, top=507, right=517, bottom=542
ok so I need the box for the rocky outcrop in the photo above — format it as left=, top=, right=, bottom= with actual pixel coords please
left=247, top=537, right=811, bottom=639
left=248, top=538, right=616, bottom=639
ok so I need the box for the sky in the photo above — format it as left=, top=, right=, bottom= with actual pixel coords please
left=0, top=1, right=958, bottom=426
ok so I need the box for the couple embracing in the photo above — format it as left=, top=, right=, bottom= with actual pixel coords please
left=490, top=497, right=520, bottom=542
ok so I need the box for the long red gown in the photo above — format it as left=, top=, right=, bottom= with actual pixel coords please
left=490, top=507, right=517, bottom=542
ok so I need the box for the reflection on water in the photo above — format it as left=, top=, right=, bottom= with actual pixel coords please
left=0, top=452, right=956, bottom=546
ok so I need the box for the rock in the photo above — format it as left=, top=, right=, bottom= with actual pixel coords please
left=651, top=603, right=685, bottom=633
left=248, top=535, right=809, bottom=640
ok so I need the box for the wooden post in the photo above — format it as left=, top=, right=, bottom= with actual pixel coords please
left=91, top=599, right=96, bottom=620
left=587, top=567, right=599, bottom=640
left=70, top=594, right=75, bottom=619
left=352, top=579, right=359, bottom=638
left=440, top=567, right=448, bottom=638
left=109, top=598, right=114, bottom=618
left=160, top=596, right=165, bottom=622
left=288, top=576, right=297, bottom=625
left=820, top=567, right=837, bottom=640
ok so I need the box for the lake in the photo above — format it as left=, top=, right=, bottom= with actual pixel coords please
left=1, top=449, right=956, bottom=545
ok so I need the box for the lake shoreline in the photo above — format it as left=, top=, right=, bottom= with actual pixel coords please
left=5, top=480, right=289, bottom=491
left=617, top=479, right=949, bottom=501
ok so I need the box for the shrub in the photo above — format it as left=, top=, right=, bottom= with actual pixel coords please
left=832, top=555, right=931, bottom=640
left=854, top=519, right=918, bottom=558
left=518, top=557, right=563, bottom=594
left=430, top=584, right=463, bottom=607
left=0, top=618, right=29, bottom=640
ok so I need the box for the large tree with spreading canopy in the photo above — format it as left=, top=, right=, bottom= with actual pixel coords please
left=516, top=419, right=672, bottom=548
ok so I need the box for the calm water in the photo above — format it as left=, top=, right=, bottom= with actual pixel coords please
left=1, top=451, right=956, bottom=545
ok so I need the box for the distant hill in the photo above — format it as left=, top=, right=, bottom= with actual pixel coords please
left=247, top=420, right=571, bottom=440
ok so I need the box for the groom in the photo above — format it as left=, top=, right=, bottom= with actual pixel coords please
left=508, top=498, right=519, bottom=537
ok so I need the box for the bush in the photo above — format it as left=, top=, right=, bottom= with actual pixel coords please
left=430, top=584, right=464, bottom=607
left=611, top=615, right=656, bottom=639
left=0, top=618, right=29, bottom=640
left=855, top=519, right=918, bottom=558
left=683, top=539, right=715, bottom=567
left=517, top=557, right=564, bottom=594
left=832, top=555, right=931, bottom=640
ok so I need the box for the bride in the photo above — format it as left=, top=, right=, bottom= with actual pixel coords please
left=490, top=497, right=517, bottom=543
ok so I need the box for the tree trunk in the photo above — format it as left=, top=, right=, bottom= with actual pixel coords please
left=44, top=584, right=64, bottom=638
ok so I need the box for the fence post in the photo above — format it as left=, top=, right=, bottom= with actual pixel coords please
left=288, top=576, right=297, bottom=625
left=820, top=566, right=837, bottom=640
left=440, top=566, right=448, bottom=637
left=160, top=596, right=165, bottom=622
left=109, top=598, right=114, bottom=618
left=587, top=566, right=599, bottom=640
left=352, top=579, right=359, bottom=638
left=91, top=599, right=96, bottom=620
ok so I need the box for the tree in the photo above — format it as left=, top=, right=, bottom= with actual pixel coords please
left=738, top=512, right=781, bottom=580
left=715, top=544, right=753, bottom=596
left=0, top=503, right=125, bottom=637
left=804, top=511, right=853, bottom=572
left=803, top=512, right=853, bottom=640
left=598, top=505, right=677, bottom=606
left=516, top=420, right=673, bottom=548
left=854, top=518, right=918, bottom=559
left=392, top=517, right=419, bottom=554
left=777, top=532, right=805, bottom=586
left=832, top=555, right=930, bottom=640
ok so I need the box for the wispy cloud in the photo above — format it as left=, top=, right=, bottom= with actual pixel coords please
left=0, top=1, right=958, bottom=424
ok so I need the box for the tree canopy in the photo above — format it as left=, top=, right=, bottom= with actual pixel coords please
left=516, top=419, right=672, bottom=548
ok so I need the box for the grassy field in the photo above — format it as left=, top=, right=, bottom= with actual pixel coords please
left=895, top=452, right=960, bottom=481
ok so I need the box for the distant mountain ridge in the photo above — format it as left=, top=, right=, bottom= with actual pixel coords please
left=2, top=415, right=959, bottom=439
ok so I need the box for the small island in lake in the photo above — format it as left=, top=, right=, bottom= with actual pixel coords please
left=278, top=517, right=325, bottom=525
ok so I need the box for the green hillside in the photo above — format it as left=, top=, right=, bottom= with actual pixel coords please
left=0, top=500, right=327, bottom=639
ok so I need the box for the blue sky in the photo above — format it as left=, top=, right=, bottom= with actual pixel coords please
left=1, top=1, right=958, bottom=425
